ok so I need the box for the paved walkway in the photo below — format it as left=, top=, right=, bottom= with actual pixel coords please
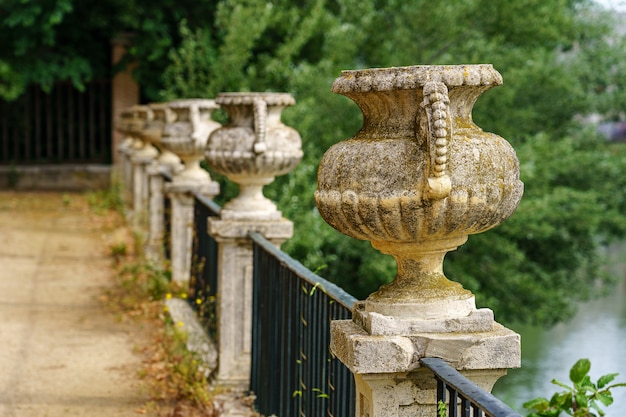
left=0, top=192, right=149, bottom=417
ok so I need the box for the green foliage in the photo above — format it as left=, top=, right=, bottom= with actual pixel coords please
left=87, top=181, right=125, bottom=215
left=523, top=359, right=626, bottom=417
left=438, top=400, right=448, bottom=417
left=447, top=132, right=626, bottom=325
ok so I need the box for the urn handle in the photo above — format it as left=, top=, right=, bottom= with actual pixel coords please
left=253, top=97, right=267, bottom=154
left=421, top=81, right=452, bottom=199
left=188, top=103, right=200, bottom=141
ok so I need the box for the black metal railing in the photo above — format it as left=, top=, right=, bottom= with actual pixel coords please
left=161, top=171, right=173, bottom=261
left=421, top=358, right=522, bottom=417
left=0, top=80, right=112, bottom=165
left=190, top=192, right=220, bottom=334
left=250, top=231, right=357, bottom=417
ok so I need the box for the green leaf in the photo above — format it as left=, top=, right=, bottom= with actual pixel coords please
left=570, top=359, right=591, bottom=384
left=578, top=375, right=595, bottom=392
left=551, top=378, right=573, bottom=391
left=589, top=400, right=604, bottom=414
left=597, top=373, right=618, bottom=389
left=550, top=391, right=572, bottom=409
left=596, top=391, right=613, bottom=406
left=575, top=392, right=589, bottom=409
left=523, top=397, right=550, bottom=411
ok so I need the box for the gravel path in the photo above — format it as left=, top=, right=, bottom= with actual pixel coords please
left=0, top=192, right=150, bottom=417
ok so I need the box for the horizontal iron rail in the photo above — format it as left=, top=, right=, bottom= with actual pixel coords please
left=248, top=231, right=357, bottom=311
left=192, top=191, right=221, bottom=216
left=421, top=358, right=522, bottom=417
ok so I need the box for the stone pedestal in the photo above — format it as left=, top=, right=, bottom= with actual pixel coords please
left=115, top=138, right=134, bottom=205
left=204, top=91, right=302, bottom=388
left=131, top=147, right=158, bottom=229
left=332, top=303, right=520, bottom=417
left=208, top=217, right=293, bottom=388
left=166, top=180, right=219, bottom=284
left=145, top=163, right=166, bottom=262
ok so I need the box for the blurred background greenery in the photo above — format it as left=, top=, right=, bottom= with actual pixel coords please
left=3, top=0, right=626, bottom=326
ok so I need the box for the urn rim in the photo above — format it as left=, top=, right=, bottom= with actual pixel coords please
left=167, top=98, right=219, bottom=110
left=332, top=64, right=503, bottom=94
left=216, top=92, right=295, bottom=106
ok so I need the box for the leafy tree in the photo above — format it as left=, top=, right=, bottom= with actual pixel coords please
left=0, top=0, right=218, bottom=100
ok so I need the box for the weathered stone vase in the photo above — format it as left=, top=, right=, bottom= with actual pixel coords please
left=142, top=103, right=182, bottom=171
left=205, top=92, right=303, bottom=220
left=130, top=106, right=159, bottom=159
left=315, top=65, right=524, bottom=321
left=161, top=99, right=220, bottom=183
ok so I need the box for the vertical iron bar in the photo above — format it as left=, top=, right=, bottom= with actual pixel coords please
left=34, top=86, right=41, bottom=161
left=56, top=83, right=63, bottom=161
left=23, top=86, right=31, bottom=162
left=461, top=396, right=471, bottom=417
left=46, top=88, right=53, bottom=161
left=68, top=83, right=75, bottom=160
left=1, top=100, right=8, bottom=162
left=449, top=388, right=458, bottom=417
left=88, top=82, right=96, bottom=159
left=78, top=86, right=86, bottom=160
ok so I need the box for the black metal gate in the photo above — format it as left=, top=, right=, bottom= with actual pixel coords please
left=0, top=80, right=112, bottom=165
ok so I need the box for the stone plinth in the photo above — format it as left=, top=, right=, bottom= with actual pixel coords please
left=131, top=146, right=158, bottom=229
left=165, top=180, right=219, bottom=284
left=208, top=217, right=293, bottom=388
left=161, top=99, right=221, bottom=283
left=203, top=91, right=301, bottom=388
left=331, top=305, right=520, bottom=417
left=145, top=163, right=166, bottom=262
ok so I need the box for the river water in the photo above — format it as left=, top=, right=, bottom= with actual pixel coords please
left=492, top=244, right=626, bottom=415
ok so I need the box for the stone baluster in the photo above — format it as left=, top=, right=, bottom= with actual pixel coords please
left=142, top=103, right=182, bottom=262
left=315, top=65, right=523, bottom=417
left=204, top=92, right=303, bottom=388
left=114, top=107, right=138, bottom=208
left=161, top=99, right=220, bottom=284
left=130, top=106, right=159, bottom=229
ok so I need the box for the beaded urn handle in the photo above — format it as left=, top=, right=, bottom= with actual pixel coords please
left=252, top=97, right=267, bottom=154
left=421, top=81, right=452, bottom=200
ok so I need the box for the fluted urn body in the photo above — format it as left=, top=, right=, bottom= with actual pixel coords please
left=161, top=99, right=220, bottom=183
left=205, top=92, right=303, bottom=220
left=315, top=65, right=523, bottom=320
left=130, top=106, right=159, bottom=159
left=142, top=103, right=182, bottom=171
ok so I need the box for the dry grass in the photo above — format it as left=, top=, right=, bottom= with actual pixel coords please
left=85, top=187, right=220, bottom=417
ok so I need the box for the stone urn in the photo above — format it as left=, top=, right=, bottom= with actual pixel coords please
left=161, top=99, right=221, bottom=184
left=115, top=107, right=134, bottom=144
left=142, top=103, right=182, bottom=171
left=130, top=105, right=159, bottom=159
left=315, top=65, right=523, bottom=321
left=205, top=92, right=303, bottom=220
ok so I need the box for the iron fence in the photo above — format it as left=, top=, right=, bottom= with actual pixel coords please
left=250, top=231, right=357, bottom=417
left=0, top=80, right=112, bottom=165
left=161, top=171, right=173, bottom=261
left=190, top=192, right=220, bottom=333
left=421, top=358, right=523, bottom=417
